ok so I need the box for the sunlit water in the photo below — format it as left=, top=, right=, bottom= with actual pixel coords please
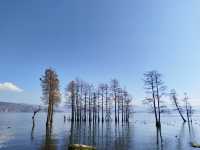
left=0, top=112, right=199, bottom=150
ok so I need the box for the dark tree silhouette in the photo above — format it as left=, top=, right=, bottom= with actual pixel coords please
left=31, top=106, right=41, bottom=140
left=143, top=70, right=166, bottom=128
left=99, top=84, right=105, bottom=123
left=183, top=93, right=193, bottom=122
left=110, top=79, right=119, bottom=123
left=66, top=80, right=76, bottom=122
left=104, top=84, right=111, bottom=121
left=32, top=106, right=41, bottom=128
left=65, top=78, right=132, bottom=123
left=170, top=89, right=186, bottom=122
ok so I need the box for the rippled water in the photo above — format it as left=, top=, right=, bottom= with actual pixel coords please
left=0, top=112, right=199, bottom=150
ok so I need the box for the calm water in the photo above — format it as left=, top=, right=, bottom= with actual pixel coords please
left=0, top=112, right=199, bottom=150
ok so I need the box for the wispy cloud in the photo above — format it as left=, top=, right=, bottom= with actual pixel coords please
left=0, top=82, right=23, bottom=92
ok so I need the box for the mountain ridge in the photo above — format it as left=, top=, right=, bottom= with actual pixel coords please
left=0, top=101, right=63, bottom=112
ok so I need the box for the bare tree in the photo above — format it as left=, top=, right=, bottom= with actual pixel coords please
left=83, top=82, right=89, bottom=122
left=143, top=70, right=166, bottom=128
left=99, top=84, right=105, bottom=123
left=97, top=88, right=100, bottom=122
left=31, top=106, right=41, bottom=140
left=122, top=89, right=128, bottom=122
left=184, top=93, right=191, bottom=122
left=93, top=92, right=97, bottom=123
left=124, top=94, right=132, bottom=122
left=32, top=106, right=41, bottom=127
left=65, top=78, right=132, bottom=124
left=88, top=84, right=94, bottom=123
left=40, top=68, right=61, bottom=128
left=117, top=88, right=121, bottom=123
left=104, top=84, right=110, bottom=122
left=110, top=79, right=119, bottom=123
left=66, top=80, right=76, bottom=122
left=170, top=89, right=186, bottom=122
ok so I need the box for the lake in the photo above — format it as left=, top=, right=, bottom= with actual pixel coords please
left=0, top=112, right=199, bottom=150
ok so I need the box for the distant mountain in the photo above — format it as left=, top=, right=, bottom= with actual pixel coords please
left=0, top=101, right=63, bottom=112
left=0, top=101, right=40, bottom=112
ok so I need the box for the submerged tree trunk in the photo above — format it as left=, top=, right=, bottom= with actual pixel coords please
left=152, top=84, right=159, bottom=128
left=84, top=92, right=87, bottom=122
left=155, top=76, right=161, bottom=128
left=172, top=93, right=186, bottom=122
left=31, top=107, right=41, bottom=140
left=97, top=91, right=100, bottom=122
left=101, top=92, right=104, bottom=123
left=46, top=100, right=52, bottom=127
left=115, top=93, right=117, bottom=122
left=50, top=102, right=54, bottom=124
left=121, top=96, right=124, bottom=122
left=117, top=95, right=120, bottom=123
left=177, top=105, right=186, bottom=122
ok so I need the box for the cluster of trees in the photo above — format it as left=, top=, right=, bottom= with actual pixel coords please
left=66, top=79, right=133, bottom=123
left=170, top=90, right=193, bottom=123
left=39, top=68, right=193, bottom=132
left=40, top=68, right=133, bottom=128
left=143, top=70, right=193, bottom=129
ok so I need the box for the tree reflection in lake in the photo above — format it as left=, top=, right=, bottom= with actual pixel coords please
left=177, top=123, right=186, bottom=150
left=113, top=123, right=131, bottom=150
left=41, top=126, right=57, bottom=150
left=31, top=122, right=35, bottom=141
left=67, top=121, right=132, bottom=150
left=25, top=113, right=200, bottom=150
left=156, top=127, right=163, bottom=150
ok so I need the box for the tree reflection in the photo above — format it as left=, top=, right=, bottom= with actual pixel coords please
left=41, top=126, right=57, bottom=150
left=31, top=123, right=35, bottom=141
left=113, top=123, right=131, bottom=150
left=177, top=123, right=186, bottom=150
left=67, top=121, right=131, bottom=150
left=188, top=121, right=196, bottom=145
left=156, top=127, right=163, bottom=150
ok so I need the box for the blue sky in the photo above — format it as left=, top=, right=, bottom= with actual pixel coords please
left=0, top=0, right=200, bottom=106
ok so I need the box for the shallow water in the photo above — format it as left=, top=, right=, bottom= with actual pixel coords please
left=0, top=112, right=199, bottom=150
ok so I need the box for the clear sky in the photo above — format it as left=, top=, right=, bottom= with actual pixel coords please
left=0, top=0, right=200, bottom=106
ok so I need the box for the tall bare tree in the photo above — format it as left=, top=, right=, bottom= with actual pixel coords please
left=170, top=89, right=186, bottom=122
left=104, top=84, right=110, bottom=122
left=88, top=84, right=93, bottom=123
left=66, top=80, right=76, bottom=122
left=184, top=93, right=191, bottom=122
left=97, top=88, right=100, bottom=122
left=83, top=82, right=89, bottom=122
left=93, top=92, right=97, bottom=122
left=110, top=79, right=119, bottom=122
left=99, top=84, right=105, bottom=123
left=40, top=68, right=61, bottom=127
left=143, top=70, right=166, bottom=128
left=125, top=94, right=132, bottom=122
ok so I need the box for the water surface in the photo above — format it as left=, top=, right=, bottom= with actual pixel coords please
left=0, top=113, right=199, bottom=150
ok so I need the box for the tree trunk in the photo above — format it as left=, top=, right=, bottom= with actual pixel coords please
left=115, top=93, right=117, bottom=122
left=101, top=93, right=104, bottom=123
left=174, top=100, right=186, bottom=122
left=84, top=93, right=87, bottom=122
left=122, top=96, right=124, bottom=122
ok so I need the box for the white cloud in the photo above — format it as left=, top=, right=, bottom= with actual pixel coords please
left=0, top=82, right=23, bottom=92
